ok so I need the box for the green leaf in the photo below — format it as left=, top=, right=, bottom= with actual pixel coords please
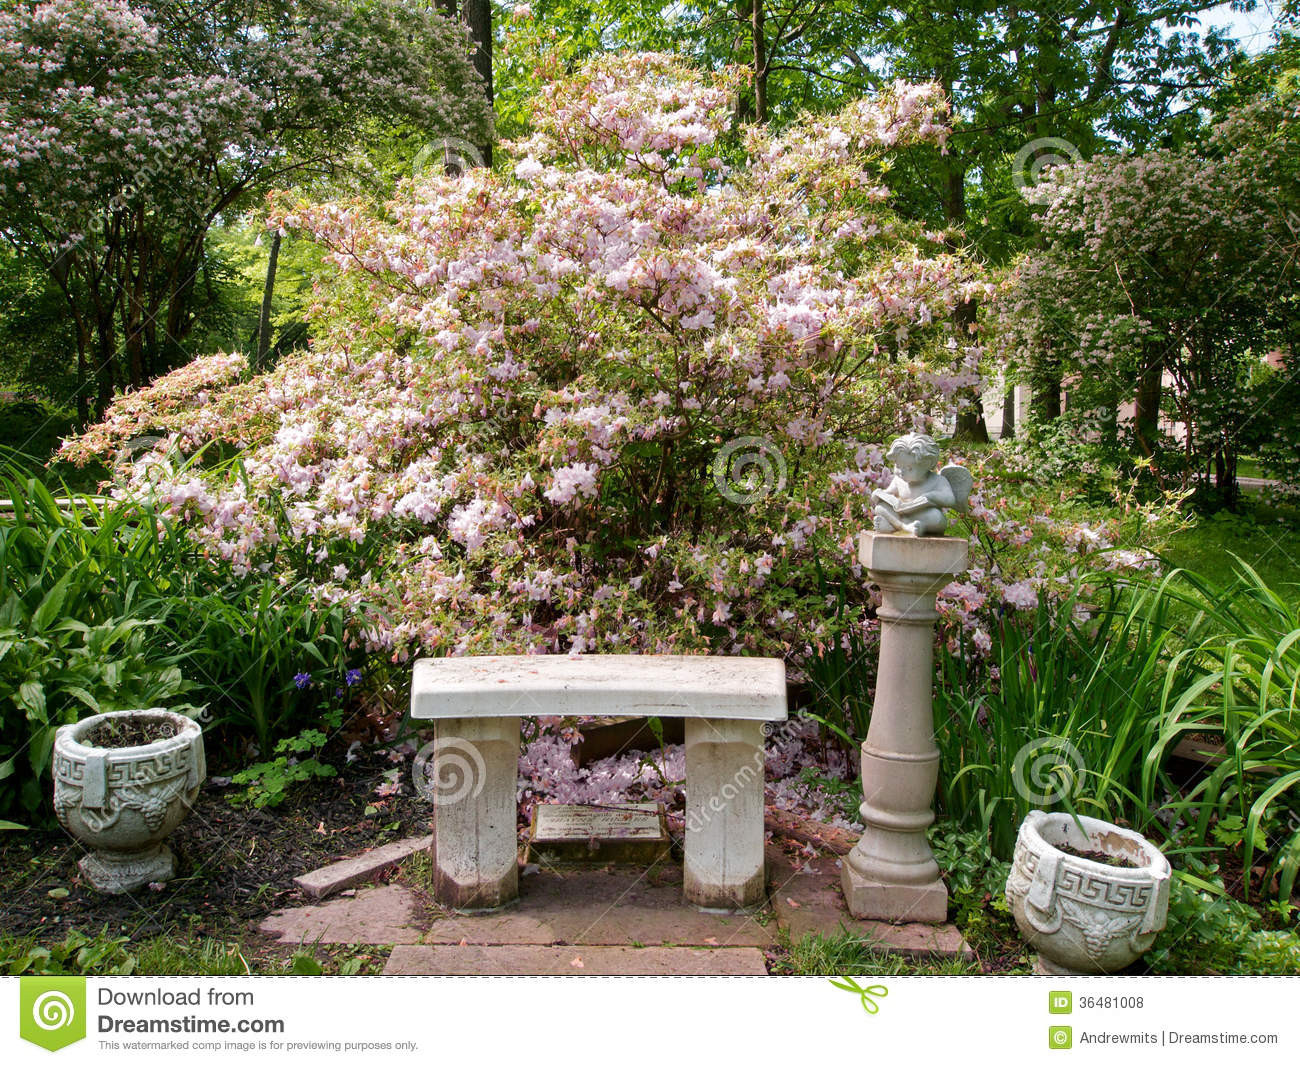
left=64, top=686, right=101, bottom=714
left=29, top=566, right=75, bottom=632
left=17, top=681, right=46, bottom=721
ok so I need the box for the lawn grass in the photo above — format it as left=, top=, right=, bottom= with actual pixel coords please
left=0, top=922, right=387, bottom=976
left=771, top=931, right=989, bottom=976
left=1157, top=500, right=1300, bottom=591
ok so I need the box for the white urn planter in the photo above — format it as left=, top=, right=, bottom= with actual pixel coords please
left=1005, top=810, right=1171, bottom=975
left=52, top=709, right=205, bottom=894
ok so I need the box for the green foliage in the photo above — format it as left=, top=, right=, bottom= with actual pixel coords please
left=1250, top=356, right=1300, bottom=493
left=0, top=247, right=78, bottom=409
left=934, top=569, right=1194, bottom=859
left=1160, top=502, right=1300, bottom=598
left=0, top=601, right=195, bottom=824
left=0, top=401, right=92, bottom=485
left=799, top=557, right=877, bottom=748
left=0, top=925, right=352, bottom=976
left=774, top=930, right=982, bottom=976
left=230, top=709, right=341, bottom=808
left=0, top=477, right=200, bottom=824
left=1, top=928, right=139, bottom=976
left=163, top=577, right=358, bottom=755
left=1144, top=559, right=1300, bottom=902
left=0, top=472, right=369, bottom=820
left=1147, top=862, right=1300, bottom=975
left=928, top=821, right=1021, bottom=962
left=1010, top=418, right=1134, bottom=505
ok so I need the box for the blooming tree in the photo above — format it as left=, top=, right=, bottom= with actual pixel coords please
left=66, top=53, right=990, bottom=665
left=0, top=0, right=492, bottom=420
left=994, top=95, right=1300, bottom=506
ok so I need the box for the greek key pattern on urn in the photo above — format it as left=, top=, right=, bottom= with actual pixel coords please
left=52, top=746, right=194, bottom=787
left=1012, top=847, right=1154, bottom=914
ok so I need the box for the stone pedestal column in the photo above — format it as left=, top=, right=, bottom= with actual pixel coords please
left=426, top=716, right=521, bottom=911
left=683, top=718, right=767, bottom=911
left=843, top=531, right=968, bottom=923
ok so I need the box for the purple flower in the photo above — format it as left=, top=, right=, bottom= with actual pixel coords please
left=345, top=668, right=363, bottom=687
left=293, top=672, right=312, bottom=689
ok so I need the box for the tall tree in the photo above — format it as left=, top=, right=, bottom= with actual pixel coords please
left=995, top=97, right=1300, bottom=507
left=508, top=2, right=1246, bottom=437
left=440, top=0, right=494, bottom=163
left=0, top=0, right=492, bottom=421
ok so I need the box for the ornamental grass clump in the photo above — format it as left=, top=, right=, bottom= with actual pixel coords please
left=933, top=567, right=1195, bottom=859
left=1144, top=560, right=1300, bottom=902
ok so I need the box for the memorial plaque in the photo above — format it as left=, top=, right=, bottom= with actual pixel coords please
left=526, top=803, right=672, bottom=865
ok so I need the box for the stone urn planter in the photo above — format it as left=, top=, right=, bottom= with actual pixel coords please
left=52, top=709, right=205, bottom=894
left=1005, top=810, right=1171, bottom=975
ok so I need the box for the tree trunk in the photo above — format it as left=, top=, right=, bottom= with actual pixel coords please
left=1133, top=352, right=1163, bottom=458
left=752, top=0, right=768, bottom=124
left=74, top=319, right=90, bottom=428
left=463, top=0, right=493, bottom=166
left=941, top=162, right=987, bottom=442
left=732, top=1, right=756, bottom=123
left=440, top=0, right=492, bottom=166
left=1214, top=444, right=1239, bottom=511
left=1031, top=356, right=1061, bottom=423
left=94, top=307, right=116, bottom=416
left=124, top=222, right=147, bottom=391
left=254, top=230, right=281, bottom=373
left=1032, top=370, right=1062, bottom=422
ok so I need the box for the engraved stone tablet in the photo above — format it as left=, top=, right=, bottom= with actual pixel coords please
left=526, top=803, right=671, bottom=865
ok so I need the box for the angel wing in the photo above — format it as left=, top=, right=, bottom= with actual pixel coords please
left=939, top=464, right=973, bottom=512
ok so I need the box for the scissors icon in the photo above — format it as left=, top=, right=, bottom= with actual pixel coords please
left=829, top=976, right=888, bottom=1014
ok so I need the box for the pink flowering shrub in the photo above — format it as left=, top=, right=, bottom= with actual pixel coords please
left=66, top=53, right=992, bottom=665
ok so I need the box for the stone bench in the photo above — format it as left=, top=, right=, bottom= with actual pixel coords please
left=410, top=654, right=787, bottom=912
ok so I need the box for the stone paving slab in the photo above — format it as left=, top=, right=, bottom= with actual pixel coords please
left=767, top=846, right=973, bottom=961
left=293, top=835, right=433, bottom=900
left=383, top=944, right=769, bottom=975
left=422, top=861, right=777, bottom=947
left=259, top=883, right=424, bottom=945
left=259, top=863, right=777, bottom=948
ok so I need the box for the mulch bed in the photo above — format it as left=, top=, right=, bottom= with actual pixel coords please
left=0, top=746, right=432, bottom=947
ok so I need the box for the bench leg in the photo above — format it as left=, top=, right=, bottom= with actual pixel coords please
left=425, top=716, right=520, bottom=911
left=683, top=718, right=767, bottom=910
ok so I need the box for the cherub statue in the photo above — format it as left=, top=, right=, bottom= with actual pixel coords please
left=871, top=432, right=973, bottom=536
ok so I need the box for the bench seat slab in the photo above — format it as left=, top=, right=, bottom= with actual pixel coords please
left=411, top=655, right=787, bottom=721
